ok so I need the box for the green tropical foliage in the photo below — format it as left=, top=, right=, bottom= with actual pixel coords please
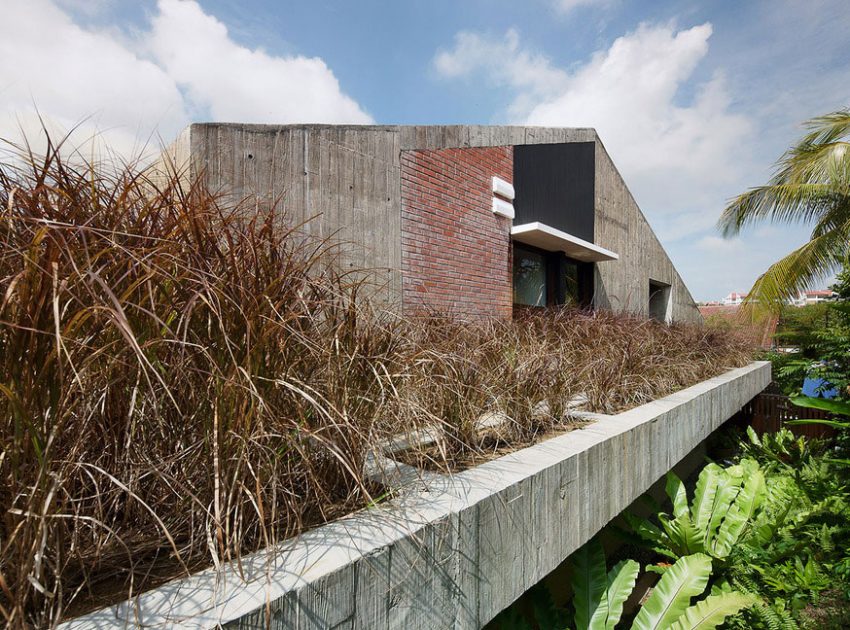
left=630, top=554, right=753, bottom=630
left=619, top=434, right=850, bottom=629
left=772, top=303, right=835, bottom=352
left=567, top=544, right=754, bottom=630
left=570, top=541, right=639, bottom=630
left=764, top=262, right=850, bottom=397
left=624, top=460, right=767, bottom=562
left=494, top=542, right=754, bottom=630
left=787, top=396, right=850, bottom=466
left=740, top=426, right=817, bottom=473
left=493, top=385, right=850, bottom=630
left=790, top=394, right=850, bottom=418
left=718, top=109, right=850, bottom=311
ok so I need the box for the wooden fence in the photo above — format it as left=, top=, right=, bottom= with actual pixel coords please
left=744, top=392, right=836, bottom=439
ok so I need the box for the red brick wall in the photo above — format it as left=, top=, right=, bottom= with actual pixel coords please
left=400, top=146, right=513, bottom=319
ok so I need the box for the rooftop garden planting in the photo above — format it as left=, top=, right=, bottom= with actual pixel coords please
left=0, top=139, right=755, bottom=628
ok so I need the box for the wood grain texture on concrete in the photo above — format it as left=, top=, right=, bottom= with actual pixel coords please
left=593, top=140, right=701, bottom=323
left=61, top=361, right=770, bottom=630
left=156, top=124, right=702, bottom=321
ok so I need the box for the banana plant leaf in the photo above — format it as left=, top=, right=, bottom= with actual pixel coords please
left=704, top=468, right=745, bottom=551
left=667, top=473, right=690, bottom=520
left=571, top=541, right=640, bottom=630
left=785, top=418, right=850, bottom=429
left=604, top=559, right=640, bottom=630
left=690, top=464, right=722, bottom=534
left=712, top=466, right=765, bottom=558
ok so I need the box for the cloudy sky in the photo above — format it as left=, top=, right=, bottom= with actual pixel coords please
left=2, top=0, right=849, bottom=300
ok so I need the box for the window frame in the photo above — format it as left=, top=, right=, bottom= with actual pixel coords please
left=512, top=242, right=593, bottom=309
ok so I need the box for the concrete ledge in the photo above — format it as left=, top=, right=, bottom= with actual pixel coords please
left=61, top=362, right=771, bottom=630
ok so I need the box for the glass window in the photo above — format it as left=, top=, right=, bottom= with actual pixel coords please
left=560, top=260, right=580, bottom=305
left=513, top=247, right=546, bottom=307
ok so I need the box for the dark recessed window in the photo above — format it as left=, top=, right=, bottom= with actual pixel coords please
left=649, top=279, right=671, bottom=322
left=559, top=258, right=581, bottom=306
left=513, top=246, right=546, bottom=307
left=513, top=244, right=593, bottom=308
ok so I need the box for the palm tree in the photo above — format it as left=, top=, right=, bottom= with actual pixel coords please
left=718, top=110, right=850, bottom=312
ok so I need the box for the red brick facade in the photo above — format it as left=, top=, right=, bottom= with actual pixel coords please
left=400, top=146, right=514, bottom=319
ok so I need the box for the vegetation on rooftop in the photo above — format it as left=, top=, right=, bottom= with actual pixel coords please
left=0, top=137, right=754, bottom=628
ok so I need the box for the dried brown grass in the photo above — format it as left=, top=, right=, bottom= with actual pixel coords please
left=0, top=137, right=756, bottom=628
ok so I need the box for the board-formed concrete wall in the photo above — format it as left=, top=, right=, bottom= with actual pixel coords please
left=594, top=141, right=701, bottom=323
left=161, top=124, right=700, bottom=321
left=61, top=362, right=769, bottom=630
left=165, top=124, right=404, bottom=307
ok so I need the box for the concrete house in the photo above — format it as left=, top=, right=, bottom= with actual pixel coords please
left=163, top=124, right=701, bottom=323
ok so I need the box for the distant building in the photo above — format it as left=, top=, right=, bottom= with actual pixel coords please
left=723, top=292, right=747, bottom=306
left=789, top=290, right=838, bottom=306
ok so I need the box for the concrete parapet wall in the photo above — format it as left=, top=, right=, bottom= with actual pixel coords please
left=62, top=362, right=770, bottom=630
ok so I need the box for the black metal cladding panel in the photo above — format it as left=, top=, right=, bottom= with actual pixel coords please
left=513, top=142, right=595, bottom=242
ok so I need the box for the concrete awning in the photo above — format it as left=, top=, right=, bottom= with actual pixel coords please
left=511, top=222, right=619, bottom=262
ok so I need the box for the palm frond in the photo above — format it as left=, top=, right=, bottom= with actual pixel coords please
left=809, top=200, right=850, bottom=238
left=780, top=141, right=850, bottom=186
left=718, top=183, right=837, bottom=236
left=741, top=229, right=849, bottom=314
left=800, top=110, right=850, bottom=146
left=718, top=109, right=850, bottom=304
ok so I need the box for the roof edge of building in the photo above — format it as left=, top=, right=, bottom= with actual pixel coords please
left=181, top=123, right=600, bottom=150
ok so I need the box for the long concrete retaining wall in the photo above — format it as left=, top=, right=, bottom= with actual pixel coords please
left=62, top=361, right=771, bottom=629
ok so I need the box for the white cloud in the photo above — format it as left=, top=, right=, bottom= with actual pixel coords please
left=0, top=0, right=187, bottom=157
left=434, top=29, right=568, bottom=117
left=433, top=22, right=753, bottom=241
left=148, top=0, right=371, bottom=125
left=0, top=0, right=371, bottom=159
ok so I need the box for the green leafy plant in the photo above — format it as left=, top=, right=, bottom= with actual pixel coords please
left=758, top=556, right=832, bottom=611
left=788, top=396, right=850, bottom=466
left=570, top=541, right=640, bottom=630
left=493, top=543, right=754, bottom=630
left=625, top=460, right=767, bottom=562
left=741, top=426, right=817, bottom=473
left=789, top=395, right=850, bottom=421
left=569, top=542, right=754, bottom=630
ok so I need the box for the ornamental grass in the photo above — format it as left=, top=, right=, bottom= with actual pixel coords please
left=0, top=137, right=755, bottom=627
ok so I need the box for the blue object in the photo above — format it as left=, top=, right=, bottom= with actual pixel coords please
left=801, top=377, right=839, bottom=398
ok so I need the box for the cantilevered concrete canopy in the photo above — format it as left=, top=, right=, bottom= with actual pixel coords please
left=511, top=222, right=619, bottom=263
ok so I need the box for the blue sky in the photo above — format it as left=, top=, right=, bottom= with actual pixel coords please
left=2, top=0, right=849, bottom=300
